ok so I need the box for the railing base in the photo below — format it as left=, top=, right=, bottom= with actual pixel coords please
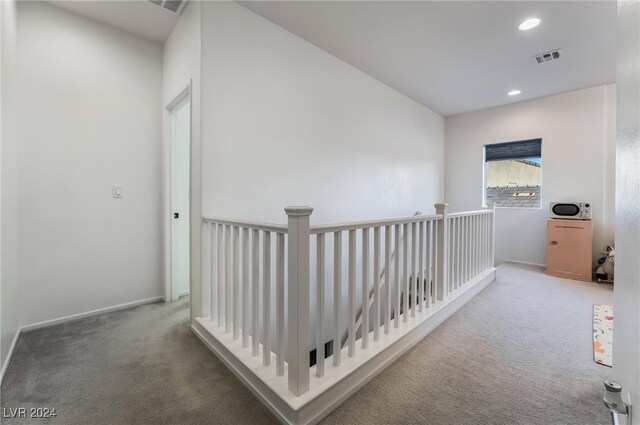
left=192, top=268, right=496, bottom=425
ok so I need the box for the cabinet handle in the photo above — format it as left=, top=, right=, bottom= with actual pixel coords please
left=550, top=240, right=558, bottom=245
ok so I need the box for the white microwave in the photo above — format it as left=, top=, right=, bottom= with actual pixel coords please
left=549, top=202, right=592, bottom=220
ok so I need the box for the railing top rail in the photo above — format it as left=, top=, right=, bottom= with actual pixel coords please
left=203, top=216, right=288, bottom=233
left=448, top=209, right=493, bottom=218
left=310, top=213, right=442, bottom=235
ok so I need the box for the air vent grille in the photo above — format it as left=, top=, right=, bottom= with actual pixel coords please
left=147, top=0, right=185, bottom=13
left=532, top=49, right=562, bottom=65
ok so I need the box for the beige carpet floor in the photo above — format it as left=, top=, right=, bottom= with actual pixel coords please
left=1, top=263, right=614, bottom=424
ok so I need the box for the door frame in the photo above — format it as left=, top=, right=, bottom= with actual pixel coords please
left=164, top=82, right=192, bottom=302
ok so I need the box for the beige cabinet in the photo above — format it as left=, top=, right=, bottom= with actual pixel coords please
left=546, top=219, right=593, bottom=282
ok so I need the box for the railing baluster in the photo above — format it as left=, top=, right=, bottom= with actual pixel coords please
left=474, top=215, right=479, bottom=276
left=480, top=215, right=484, bottom=272
left=487, top=213, right=490, bottom=269
left=418, top=221, right=424, bottom=313
left=394, top=224, right=401, bottom=328
left=373, top=226, right=381, bottom=341
left=455, top=217, right=460, bottom=289
left=242, top=227, right=249, bottom=347
left=452, top=217, right=457, bottom=288
left=468, top=216, right=472, bottom=281
left=469, top=216, right=473, bottom=280
left=210, top=223, right=216, bottom=321
left=447, top=220, right=455, bottom=292
left=233, top=226, right=240, bottom=340
left=486, top=212, right=490, bottom=269
left=476, top=215, right=479, bottom=273
left=457, top=218, right=460, bottom=287
left=458, top=217, right=462, bottom=286
left=491, top=204, right=496, bottom=266
left=411, top=222, right=417, bottom=317
left=384, top=226, right=391, bottom=334
left=263, top=231, right=271, bottom=366
left=333, top=231, right=342, bottom=367
left=217, top=224, right=224, bottom=327
left=427, top=220, right=433, bottom=306
left=434, top=203, right=449, bottom=301
left=465, top=216, right=470, bottom=283
left=470, top=216, right=475, bottom=278
left=252, top=229, right=259, bottom=356
left=316, top=233, right=325, bottom=377
left=362, top=228, right=369, bottom=349
left=361, top=228, right=369, bottom=348
left=457, top=218, right=462, bottom=286
left=476, top=215, right=480, bottom=275
left=348, top=229, right=356, bottom=356
left=469, top=216, right=473, bottom=278
left=482, top=214, right=486, bottom=270
left=475, top=214, right=482, bottom=276
left=402, top=223, right=409, bottom=322
left=226, top=225, right=232, bottom=333
left=488, top=212, right=492, bottom=268
left=432, top=219, right=438, bottom=302
left=276, top=232, right=285, bottom=376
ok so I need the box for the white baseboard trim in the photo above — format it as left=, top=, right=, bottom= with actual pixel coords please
left=1, top=295, right=163, bottom=385
left=20, top=296, right=164, bottom=333
left=1, top=329, right=21, bottom=385
left=503, top=259, right=546, bottom=269
left=192, top=269, right=496, bottom=424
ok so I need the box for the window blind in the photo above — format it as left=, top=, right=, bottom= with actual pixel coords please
left=485, top=138, right=542, bottom=162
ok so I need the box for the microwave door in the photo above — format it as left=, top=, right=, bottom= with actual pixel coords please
left=552, top=203, right=581, bottom=217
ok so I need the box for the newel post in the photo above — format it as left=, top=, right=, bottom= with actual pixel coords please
left=434, top=203, right=449, bottom=301
left=285, top=206, right=313, bottom=396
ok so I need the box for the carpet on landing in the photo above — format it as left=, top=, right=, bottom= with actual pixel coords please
left=1, top=263, right=614, bottom=424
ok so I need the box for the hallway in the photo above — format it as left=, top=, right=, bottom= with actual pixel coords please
left=1, top=263, right=613, bottom=424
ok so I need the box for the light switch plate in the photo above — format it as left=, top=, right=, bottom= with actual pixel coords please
left=112, top=186, right=123, bottom=198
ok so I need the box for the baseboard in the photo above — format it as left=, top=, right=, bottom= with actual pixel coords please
left=20, top=296, right=164, bottom=333
left=1, top=329, right=21, bottom=385
left=1, top=295, right=163, bottom=385
left=504, top=259, right=546, bottom=269
left=192, top=269, right=496, bottom=424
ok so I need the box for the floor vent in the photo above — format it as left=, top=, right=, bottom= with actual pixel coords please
left=147, top=0, right=186, bottom=14
left=532, top=49, right=562, bottom=64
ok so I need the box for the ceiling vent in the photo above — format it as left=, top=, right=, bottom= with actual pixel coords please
left=147, top=0, right=186, bottom=14
left=532, top=49, right=562, bottom=65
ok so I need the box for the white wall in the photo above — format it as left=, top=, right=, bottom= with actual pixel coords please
left=200, top=2, right=444, bottom=225
left=162, top=0, right=201, bottom=316
left=13, top=2, right=163, bottom=326
left=445, top=85, right=616, bottom=266
left=1, top=0, right=19, bottom=378
left=613, top=0, right=640, bottom=418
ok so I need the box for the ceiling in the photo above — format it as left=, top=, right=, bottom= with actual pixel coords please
left=240, top=1, right=617, bottom=116
left=50, top=0, right=180, bottom=43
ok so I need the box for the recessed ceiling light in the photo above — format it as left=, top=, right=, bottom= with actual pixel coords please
left=508, top=90, right=521, bottom=96
left=519, top=18, right=541, bottom=31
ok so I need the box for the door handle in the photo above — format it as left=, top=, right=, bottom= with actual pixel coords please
left=174, top=213, right=179, bottom=219
left=550, top=240, right=558, bottom=245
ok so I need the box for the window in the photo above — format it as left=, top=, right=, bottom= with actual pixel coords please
left=484, top=138, right=542, bottom=208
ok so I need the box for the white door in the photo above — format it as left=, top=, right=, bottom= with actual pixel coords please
left=170, top=95, right=190, bottom=300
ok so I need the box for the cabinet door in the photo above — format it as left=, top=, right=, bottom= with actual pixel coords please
left=547, top=220, right=592, bottom=282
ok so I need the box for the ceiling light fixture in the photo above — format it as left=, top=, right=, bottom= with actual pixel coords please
left=508, top=90, right=521, bottom=96
left=519, top=18, right=541, bottom=31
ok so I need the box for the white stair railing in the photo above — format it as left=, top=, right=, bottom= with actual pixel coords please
left=200, top=203, right=496, bottom=398
left=310, top=211, right=442, bottom=375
